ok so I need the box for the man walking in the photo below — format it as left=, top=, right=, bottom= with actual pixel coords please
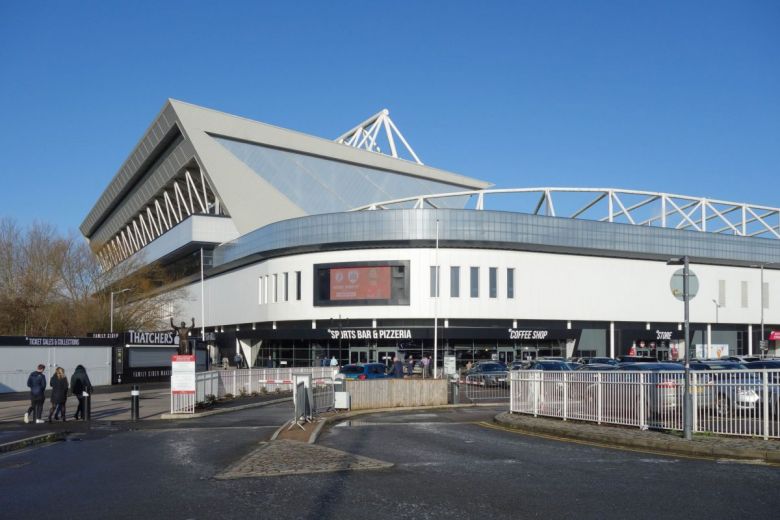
left=25, top=364, right=47, bottom=424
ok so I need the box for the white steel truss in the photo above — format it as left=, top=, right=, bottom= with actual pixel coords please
left=352, top=187, right=780, bottom=241
left=96, top=169, right=223, bottom=270
left=335, top=109, right=423, bottom=165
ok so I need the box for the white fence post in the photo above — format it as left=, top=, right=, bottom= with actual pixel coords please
left=562, top=373, right=568, bottom=421
left=763, top=369, right=770, bottom=441
left=597, top=372, right=602, bottom=424
left=639, top=373, right=645, bottom=430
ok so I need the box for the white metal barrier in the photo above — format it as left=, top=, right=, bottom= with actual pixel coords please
left=463, top=374, right=510, bottom=401
left=171, top=367, right=338, bottom=413
left=510, top=369, right=780, bottom=439
left=312, top=377, right=335, bottom=413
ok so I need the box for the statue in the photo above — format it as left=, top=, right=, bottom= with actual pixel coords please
left=171, top=317, right=196, bottom=355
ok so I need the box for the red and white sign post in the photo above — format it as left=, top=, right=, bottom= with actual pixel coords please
left=171, top=354, right=196, bottom=413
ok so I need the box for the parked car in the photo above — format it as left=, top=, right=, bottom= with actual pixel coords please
left=577, top=357, right=619, bottom=366
left=744, top=360, right=780, bottom=415
left=689, top=360, right=760, bottom=416
left=575, top=363, right=618, bottom=371
left=465, top=362, right=508, bottom=386
left=524, top=360, right=573, bottom=371
left=337, top=363, right=389, bottom=380
left=725, top=355, right=761, bottom=363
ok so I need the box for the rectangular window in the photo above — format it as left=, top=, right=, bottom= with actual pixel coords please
left=507, top=268, right=515, bottom=299
left=273, top=274, right=278, bottom=303
left=718, top=280, right=726, bottom=306
left=284, top=272, right=289, bottom=302
left=470, top=267, right=479, bottom=298
left=763, top=282, right=769, bottom=309
left=489, top=267, right=497, bottom=298
left=741, top=281, right=748, bottom=308
left=296, top=271, right=302, bottom=301
left=429, top=266, right=440, bottom=297
left=258, top=277, right=264, bottom=305
left=450, top=266, right=460, bottom=297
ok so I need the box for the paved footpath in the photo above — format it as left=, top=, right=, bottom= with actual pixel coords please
left=494, top=411, right=780, bottom=463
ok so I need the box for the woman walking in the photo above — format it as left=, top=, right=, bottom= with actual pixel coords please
left=70, top=365, right=93, bottom=420
left=48, top=367, right=69, bottom=423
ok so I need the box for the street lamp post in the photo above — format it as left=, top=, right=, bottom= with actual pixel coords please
left=668, top=256, right=692, bottom=440
left=712, top=299, right=720, bottom=324
left=433, top=218, right=440, bottom=379
left=110, top=288, right=132, bottom=333
left=761, top=264, right=765, bottom=357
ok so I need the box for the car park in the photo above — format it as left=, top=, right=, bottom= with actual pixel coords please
left=337, top=363, right=389, bottom=380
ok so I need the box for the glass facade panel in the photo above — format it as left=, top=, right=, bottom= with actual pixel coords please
left=741, top=281, right=748, bottom=308
left=430, top=266, right=440, bottom=297
left=489, top=267, right=497, bottom=298
left=470, top=267, right=479, bottom=298
left=212, top=137, right=471, bottom=214
left=507, top=268, right=515, bottom=299
left=296, top=271, right=302, bottom=301
left=450, top=266, right=460, bottom=297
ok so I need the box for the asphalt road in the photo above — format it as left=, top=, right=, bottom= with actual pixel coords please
left=1, top=405, right=778, bottom=520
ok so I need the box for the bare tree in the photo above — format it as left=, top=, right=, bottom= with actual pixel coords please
left=0, top=217, right=186, bottom=336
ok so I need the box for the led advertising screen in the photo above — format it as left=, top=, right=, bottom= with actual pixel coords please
left=330, top=266, right=391, bottom=301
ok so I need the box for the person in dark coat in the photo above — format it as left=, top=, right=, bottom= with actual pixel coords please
left=70, top=365, right=93, bottom=420
left=25, top=364, right=47, bottom=424
left=392, top=356, right=404, bottom=378
left=48, top=367, right=69, bottom=423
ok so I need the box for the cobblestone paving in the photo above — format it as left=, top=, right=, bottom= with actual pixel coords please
left=215, top=439, right=393, bottom=479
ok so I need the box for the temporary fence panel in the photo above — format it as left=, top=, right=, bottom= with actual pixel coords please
left=510, top=369, right=780, bottom=439
left=345, top=379, right=448, bottom=410
left=463, top=374, right=510, bottom=402
left=312, top=378, right=335, bottom=413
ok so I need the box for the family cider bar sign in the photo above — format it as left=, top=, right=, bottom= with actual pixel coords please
left=330, top=266, right=391, bottom=300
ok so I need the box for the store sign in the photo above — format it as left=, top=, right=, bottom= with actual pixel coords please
left=326, top=328, right=413, bottom=340
left=171, top=355, right=195, bottom=394
left=655, top=330, right=674, bottom=340
left=127, top=331, right=176, bottom=345
left=26, top=337, right=81, bottom=346
left=769, top=331, right=780, bottom=341
left=507, top=329, right=549, bottom=340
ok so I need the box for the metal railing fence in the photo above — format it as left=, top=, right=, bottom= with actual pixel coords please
left=172, top=367, right=338, bottom=413
left=312, top=377, right=335, bottom=414
left=463, top=374, right=510, bottom=402
left=510, top=369, right=780, bottom=440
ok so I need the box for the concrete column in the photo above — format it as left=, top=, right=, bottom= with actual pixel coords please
left=609, top=322, right=615, bottom=358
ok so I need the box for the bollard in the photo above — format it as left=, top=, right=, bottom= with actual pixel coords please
left=451, top=379, right=459, bottom=405
left=131, top=385, right=140, bottom=421
left=83, top=391, right=91, bottom=421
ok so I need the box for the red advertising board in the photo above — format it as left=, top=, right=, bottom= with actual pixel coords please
left=330, top=266, right=391, bottom=300
left=769, top=331, right=780, bottom=341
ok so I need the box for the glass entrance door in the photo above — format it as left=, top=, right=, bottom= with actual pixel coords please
left=496, top=347, right=514, bottom=364
left=349, top=347, right=369, bottom=364
left=376, top=348, right=397, bottom=370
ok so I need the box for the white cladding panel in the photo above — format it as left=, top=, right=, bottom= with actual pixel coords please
left=0, top=347, right=112, bottom=393
left=180, top=248, right=778, bottom=328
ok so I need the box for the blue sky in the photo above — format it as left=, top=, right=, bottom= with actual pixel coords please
left=0, top=1, right=777, bottom=234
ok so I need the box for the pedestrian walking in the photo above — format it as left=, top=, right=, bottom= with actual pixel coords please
left=48, top=367, right=69, bottom=423
left=70, top=365, right=93, bottom=420
left=25, top=364, right=47, bottom=424
left=406, top=356, right=414, bottom=376
left=234, top=352, right=242, bottom=368
left=421, top=355, right=430, bottom=378
left=266, top=355, right=274, bottom=368
left=392, top=356, right=404, bottom=378
left=330, top=355, right=338, bottom=367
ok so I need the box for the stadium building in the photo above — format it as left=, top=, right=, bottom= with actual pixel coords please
left=81, top=100, right=780, bottom=370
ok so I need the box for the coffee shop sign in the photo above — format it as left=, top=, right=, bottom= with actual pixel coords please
left=327, top=328, right=412, bottom=340
left=508, top=329, right=549, bottom=340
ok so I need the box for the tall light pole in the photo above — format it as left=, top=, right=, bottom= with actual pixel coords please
left=668, top=256, right=692, bottom=440
left=433, top=218, right=440, bottom=378
left=761, top=264, right=765, bottom=357
left=110, top=288, right=132, bottom=333
left=711, top=299, right=720, bottom=324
